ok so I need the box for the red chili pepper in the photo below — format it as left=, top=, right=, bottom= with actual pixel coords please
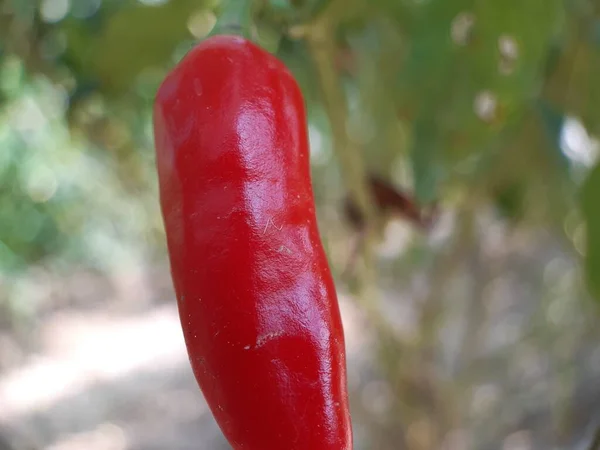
left=153, top=35, right=353, bottom=450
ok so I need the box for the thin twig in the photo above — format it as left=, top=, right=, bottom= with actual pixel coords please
left=587, top=422, right=600, bottom=450
left=299, top=1, right=381, bottom=313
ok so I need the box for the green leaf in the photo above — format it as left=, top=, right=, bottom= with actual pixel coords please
left=411, top=117, right=443, bottom=204
left=63, top=0, right=206, bottom=95
left=534, top=99, right=571, bottom=170
left=209, top=0, right=254, bottom=39
left=394, top=0, right=564, bottom=196
left=268, top=0, right=294, bottom=12
left=581, top=162, right=600, bottom=300
left=9, top=0, right=36, bottom=24
left=543, top=15, right=600, bottom=136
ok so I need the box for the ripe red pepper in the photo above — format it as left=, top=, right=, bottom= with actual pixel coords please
left=153, top=35, right=353, bottom=449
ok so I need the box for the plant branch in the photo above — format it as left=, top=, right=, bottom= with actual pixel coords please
left=295, top=2, right=381, bottom=317
left=587, top=422, right=600, bottom=450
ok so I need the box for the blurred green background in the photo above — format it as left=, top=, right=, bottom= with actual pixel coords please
left=1, top=0, right=600, bottom=449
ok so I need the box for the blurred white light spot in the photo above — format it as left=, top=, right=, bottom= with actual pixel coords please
left=543, top=257, right=572, bottom=284
left=560, top=116, right=599, bottom=167
left=502, top=430, right=532, bottom=450
left=498, top=35, right=519, bottom=60
left=547, top=295, right=569, bottom=326
left=309, top=125, right=328, bottom=165
left=12, top=97, right=47, bottom=136
left=378, top=219, right=412, bottom=259
left=40, top=0, right=71, bottom=23
left=441, top=429, right=471, bottom=450
left=474, top=90, right=497, bottom=123
left=427, top=209, right=455, bottom=249
left=138, top=0, right=170, bottom=5
left=498, top=35, right=519, bottom=75
left=46, top=423, right=128, bottom=450
left=471, top=384, right=501, bottom=416
left=10, top=277, right=47, bottom=317
left=486, top=317, right=521, bottom=351
left=187, top=10, right=217, bottom=39
left=451, top=12, right=476, bottom=46
left=336, top=292, right=371, bottom=369
left=0, top=306, right=189, bottom=419
left=26, top=166, right=58, bottom=203
left=572, top=223, right=586, bottom=255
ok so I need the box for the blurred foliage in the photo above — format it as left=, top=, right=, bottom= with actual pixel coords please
left=582, top=162, right=600, bottom=299
left=1, top=0, right=598, bottom=298
left=2, top=0, right=600, bottom=448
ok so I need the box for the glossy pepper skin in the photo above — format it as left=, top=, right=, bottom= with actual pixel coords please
left=153, top=35, right=353, bottom=449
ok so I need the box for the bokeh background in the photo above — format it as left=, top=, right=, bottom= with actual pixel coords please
left=1, top=0, right=600, bottom=449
